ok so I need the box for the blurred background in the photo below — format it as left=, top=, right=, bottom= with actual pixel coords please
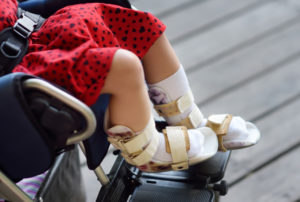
left=81, top=0, right=300, bottom=201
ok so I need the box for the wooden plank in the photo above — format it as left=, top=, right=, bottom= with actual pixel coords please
left=131, top=0, right=300, bottom=18
left=224, top=97, right=300, bottom=183
left=284, top=0, right=300, bottom=9
left=198, top=57, right=300, bottom=120
left=161, top=0, right=265, bottom=42
left=173, top=0, right=299, bottom=71
left=195, top=55, right=300, bottom=185
left=188, top=20, right=300, bottom=106
left=131, top=0, right=196, bottom=16
left=223, top=146, right=300, bottom=202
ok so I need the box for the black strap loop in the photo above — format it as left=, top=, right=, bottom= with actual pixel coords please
left=0, top=38, right=22, bottom=58
left=0, top=27, right=28, bottom=76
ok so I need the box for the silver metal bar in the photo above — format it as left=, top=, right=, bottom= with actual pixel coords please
left=23, top=78, right=97, bottom=145
left=79, top=142, right=110, bottom=186
left=0, top=171, right=32, bottom=202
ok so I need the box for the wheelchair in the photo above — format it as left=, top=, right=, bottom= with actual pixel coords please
left=0, top=1, right=231, bottom=201
left=0, top=73, right=230, bottom=202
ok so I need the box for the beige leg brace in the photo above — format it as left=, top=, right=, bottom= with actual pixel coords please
left=107, top=117, right=193, bottom=172
left=107, top=113, right=219, bottom=172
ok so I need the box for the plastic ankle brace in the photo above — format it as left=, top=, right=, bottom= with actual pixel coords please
left=154, top=90, right=203, bottom=128
left=206, top=114, right=233, bottom=152
left=107, top=117, right=159, bottom=162
left=107, top=118, right=191, bottom=170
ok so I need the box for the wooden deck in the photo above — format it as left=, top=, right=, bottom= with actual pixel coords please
left=81, top=0, right=300, bottom=201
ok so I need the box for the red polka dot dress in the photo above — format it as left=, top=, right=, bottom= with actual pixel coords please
left=0, top=0, right=166, bottom=106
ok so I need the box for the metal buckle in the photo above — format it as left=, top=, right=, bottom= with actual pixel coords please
left=171, top=161, right=188, bottom=170
left=13, top=13, right=37, bottom=38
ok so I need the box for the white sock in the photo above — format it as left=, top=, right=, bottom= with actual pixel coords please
left=148, top=65, right=199, bottom=126
left=223, top=117, right=260, bottom=147
left=200, top=117, right=260, bottom=149
left=150, top=117, right=258, bottom=162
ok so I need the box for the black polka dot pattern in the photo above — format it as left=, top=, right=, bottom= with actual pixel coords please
left=2, top=1, right=166, bottom=106
left=0, top=0, right=17, bottom=31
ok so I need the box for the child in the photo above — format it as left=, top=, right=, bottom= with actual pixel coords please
left=1, top=0, right=260, bottom=173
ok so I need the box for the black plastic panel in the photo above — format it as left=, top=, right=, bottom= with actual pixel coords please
left=131, top=182, right=214, bottom=202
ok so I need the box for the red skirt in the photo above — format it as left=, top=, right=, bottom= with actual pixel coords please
left=1, top=0, right=166, bottom=106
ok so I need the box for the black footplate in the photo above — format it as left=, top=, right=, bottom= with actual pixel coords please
left=130, top=182, right=214, bottom=202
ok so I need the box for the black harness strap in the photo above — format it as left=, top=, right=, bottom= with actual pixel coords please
left=0, top=8, right=44, bottom=76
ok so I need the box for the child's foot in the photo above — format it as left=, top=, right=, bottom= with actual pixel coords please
left=149, top=85, right=260, bottom=151
left=222, top=117, right=260, bottom=150
left=147, top=67, right=260, bottom=151
left=148, top=65, right=260, bottom=152
left=106, top=117, right=218, bottom=172
left=203, top=114, right=260, bottom=151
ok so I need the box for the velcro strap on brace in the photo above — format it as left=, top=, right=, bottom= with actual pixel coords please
left=163, top=126, right=190, bottom=153
left=163, top=126, right=189, bottom=170
left=175, top=107, right=203, bottom=129
left=122, top=129, right=159, bottom=166
left=154, top=90, right=194, bottom=117
left=107, top=118, right=155, bottom=155
left=206, top=114, right=233, bottom=152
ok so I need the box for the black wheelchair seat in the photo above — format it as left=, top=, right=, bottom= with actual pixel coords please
left=0, top=73, right=96, bottom=181
left=0, top=73, right=54, bottom=180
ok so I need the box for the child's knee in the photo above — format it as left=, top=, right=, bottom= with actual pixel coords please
left=113, top=49, right=143, bottom=76
left=106, top=49, right=145, bottom=92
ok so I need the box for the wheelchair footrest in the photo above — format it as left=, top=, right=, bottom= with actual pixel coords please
left=130, top=182, right=214, bottom=202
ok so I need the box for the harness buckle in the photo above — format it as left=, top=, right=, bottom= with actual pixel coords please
left=13, top=13, right=37, bottom=38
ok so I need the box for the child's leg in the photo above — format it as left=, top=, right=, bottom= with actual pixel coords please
left=142, top=34, right=260, bottom=151
left=101, top=49, right=151, bottom=132
left=142, top=34, right=201, bottom=127
left=142, top=34, right=180, bottom=84
left=101, top=49, right=218, bottom=172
